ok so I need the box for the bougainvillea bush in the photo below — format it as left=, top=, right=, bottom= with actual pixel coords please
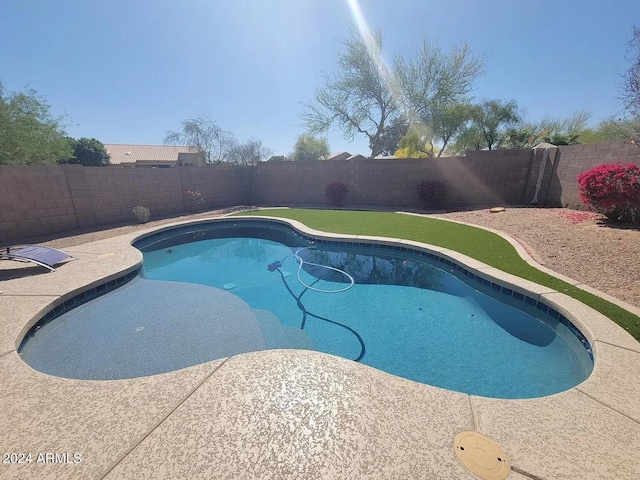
left=577, top=162, right=640, bottom=224
left=325, top=182, right=349, bottom=206
left=185, top=190, right=205, bottom=212
left=417, top=181, right=446, bottom=206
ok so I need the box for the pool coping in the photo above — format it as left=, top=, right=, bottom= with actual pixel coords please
left=1, top=212, right=639, bottom=479
left=399, top=210, right=640, bottom=319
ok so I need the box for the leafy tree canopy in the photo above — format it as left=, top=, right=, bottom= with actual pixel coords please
left=301, top=29, right=400, bottom=158
left=394, top=124, right=435, bottom=158
left=291, top=134, right=330, bottom=161
left=0, top=81, right=72, bottom=165
left=396, top=38, right=483, bottom=155
left=451, top=100, right=520, bottom=152
left=61, top=137, right=110, bottom=166
left=267, top=155, right=288, bottom=162
left=428, top=103, right=475, bottom=156
left=376, top=116, right=410, bottom=156
left=580, top=117, right=640, bottom=143
left=503, top=111, right=590, bottom=148
left=301, top=29, right=483, bottom=158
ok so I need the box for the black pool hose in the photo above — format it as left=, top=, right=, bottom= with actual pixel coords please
left=273, top=265, right=366, bottom=363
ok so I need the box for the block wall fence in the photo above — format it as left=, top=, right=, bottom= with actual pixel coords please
left=1, top=140, right=638, bottom=243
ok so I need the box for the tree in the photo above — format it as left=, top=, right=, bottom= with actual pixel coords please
left=0, top=81, right=72, bottom=165
left=580, top=117, right=640, bottom=143
left=291, top=134, right=330, bottom=161
left=452, top=100, right=520, bottom=152
left=539, top=111, right=590, bottom=145
left=227, top=138, right=273, bottom=204
left=164, top=115, right=235, bottom=165
left=227, top=138, right=273, bottom=166
left=376, top=115, right=410, bottom=156
left=62, top=137, right=110, bottom=166
left=503, top=111, right=590, bottom=148
left=448, top=126, right=484, bottom=153
left=503, top=124, right=548, bottom=149
left=267, top=155, right=288, bottom=162
left=301, top=29, right=402, bottom=158
left=394, top=124, right=435, bottom=158
left=429, top=103, right=475, bottom=156
left=395, top=38, right=483, bottom=155
left=620, top=26, right=640, bottom=118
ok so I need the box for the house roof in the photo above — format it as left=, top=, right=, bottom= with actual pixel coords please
left=104, top=144, right=200, bottom=165
left=532, top=142, right=558, bottom=150
left=326, top=152, right=352, bottom=161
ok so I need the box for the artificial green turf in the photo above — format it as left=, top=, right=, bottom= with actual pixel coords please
left=233, top=208, right=640, bottom=342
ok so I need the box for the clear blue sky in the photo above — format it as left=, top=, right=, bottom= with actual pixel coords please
left=0, top=0, right=636, bottom=156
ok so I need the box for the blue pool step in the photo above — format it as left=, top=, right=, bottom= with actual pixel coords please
left=20, top=278, right=316, bottom=380
left=253, top=309, right=314, bottom=350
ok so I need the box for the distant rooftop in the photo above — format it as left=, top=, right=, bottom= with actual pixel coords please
left=104, top=144, right=203, bottom=166
left=326, top=152, right=352, bottom=161
left=326, top=152, right=371, bottom=161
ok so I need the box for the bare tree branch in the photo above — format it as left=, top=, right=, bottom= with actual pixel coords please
left=619, top=26, right=640, bottom=118
left=164, top=114, right=235, bottom=165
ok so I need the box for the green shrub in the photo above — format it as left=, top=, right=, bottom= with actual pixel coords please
left=132, top=205, right=151, bottom=224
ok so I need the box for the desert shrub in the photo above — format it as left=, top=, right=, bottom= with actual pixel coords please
left=325, top=182, right=349, bottom=206
left=186, top=190, right=205, bottom=212
left=417, top=181, right=446, bottom=205
left=132, top=205, right=151, bottom=224
left=577, top=162, right=640, bottom=224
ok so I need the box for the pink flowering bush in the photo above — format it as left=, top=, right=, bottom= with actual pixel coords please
left=186, top=190, right=205, bottom=212
left=325, top=182, right=348, bottom=206
left=417, top=181, right=446, bottom=206
left=577, top=162, right=640, bottom=224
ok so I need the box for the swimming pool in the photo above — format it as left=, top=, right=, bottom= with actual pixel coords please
left=19, top=219, right=593, bottom=398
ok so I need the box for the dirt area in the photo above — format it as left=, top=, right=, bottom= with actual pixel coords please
left=34, top=205, right=640, bottom=309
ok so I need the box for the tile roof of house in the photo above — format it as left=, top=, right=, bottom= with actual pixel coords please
left=326, top=152, right=352, bottom=161
left=104, top=144, right=199, bottom=165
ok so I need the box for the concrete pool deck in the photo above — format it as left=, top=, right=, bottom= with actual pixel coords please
left=1, top=215, right=639, bottom=479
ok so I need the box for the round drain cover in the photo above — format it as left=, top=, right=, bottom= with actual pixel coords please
left=223, top=283, right=235, bottom=290
left=454, top=431, right=510, bottom=480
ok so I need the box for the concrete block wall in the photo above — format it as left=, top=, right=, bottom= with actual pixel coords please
left=252, top=160, right=353, bottom=206
left=64, top=166, right=185, bottom=229
left=254, top=151, right=532, bottom=209
left=2, top=141, right=639, bottom=243
left=0, top=166, right=78, bottom=243
left=0, top=166, right=245, bottom=243
left=179, top=167, right=248, bottom=208
left=550, top=140, right=640, bottom=209
left=457, top=150, right=533, bottom=206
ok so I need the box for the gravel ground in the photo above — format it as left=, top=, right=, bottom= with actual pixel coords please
left=33, top=208, right=247, bottom=251
left=36, top=205, right=640, bottom=308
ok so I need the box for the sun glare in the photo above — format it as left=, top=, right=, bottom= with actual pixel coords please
left=345, top=0, right=405, bottom=109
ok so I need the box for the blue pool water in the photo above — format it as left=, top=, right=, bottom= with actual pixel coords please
left=19, top=221, right=593, bottom=398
